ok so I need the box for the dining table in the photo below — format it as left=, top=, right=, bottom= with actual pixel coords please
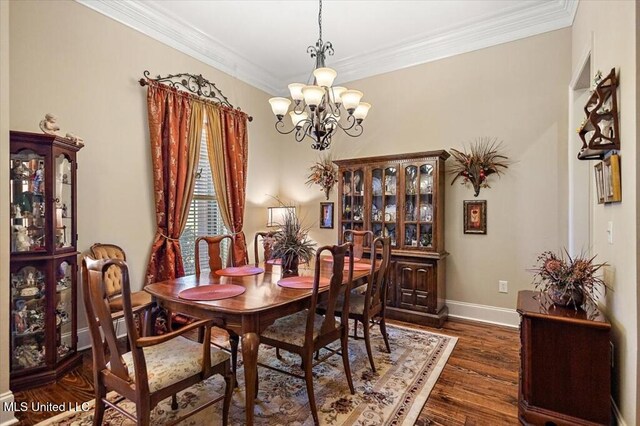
left=144, top=260, right=374, bottom=425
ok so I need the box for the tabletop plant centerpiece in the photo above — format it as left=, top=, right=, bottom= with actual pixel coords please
left=306, top=154, right=338, bottom=200
left=270, top=205, right=316, bottom=276
left=530, top=249, right=609, bottom=310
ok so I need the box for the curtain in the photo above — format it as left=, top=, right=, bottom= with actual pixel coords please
left=204, top=103, right=249, bottom=265
left=145, top=83, right=202, bottom=283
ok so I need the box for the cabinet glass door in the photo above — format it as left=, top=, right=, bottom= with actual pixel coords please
left=377, top=166, right=397, bottom=246
left=418, top=163, right=434, bottom=249
left=55, top=260, right=74, bottom=360
left=10, top=151, right=47, bottom=253
left=55, top=155, right=73, bottom=250
left=341, top=168, right=365, bottom=239
left=11, top=265, right=47, bottom=371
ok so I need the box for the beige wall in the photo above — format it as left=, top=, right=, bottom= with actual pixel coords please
left=280, top=28, right=571, bottom=310
left=571, top=1, right=638, bottom=423
left=8, top=0, right=281, bottom=329
left=1, top=0, right=18, bottom=423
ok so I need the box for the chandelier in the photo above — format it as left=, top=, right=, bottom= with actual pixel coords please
left=268, top=0, right=370, bottom=151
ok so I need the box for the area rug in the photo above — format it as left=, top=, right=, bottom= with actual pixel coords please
left=38, top=323, right=456, bottom=425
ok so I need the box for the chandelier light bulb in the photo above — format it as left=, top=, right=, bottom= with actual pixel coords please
left=353, top=102, right=371, bottom=122
left=341, top=90, right=364, bottom=112
left=289, top=111, right=308, bottom=128
left=302, top=85, right=325, bottom=108
left=330, top=86, right=347, bottom=105
left=313, top=67, right=337, bottom=88
left=269, top=97, right=291, bottom=119
left=288, top=83, right=305, bottom=102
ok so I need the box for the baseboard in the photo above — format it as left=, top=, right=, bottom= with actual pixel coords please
left=611, top=397, right=626, bottom=426
left=77, top=318, right=127, bottom=351
left=445, top=299, right=519, bottom=328
left=0, top=391, right=19, bottom=426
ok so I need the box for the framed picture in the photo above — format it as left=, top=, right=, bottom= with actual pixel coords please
left=320, top=202, right=334, bottom=229
left=594, top=162, right=605, bottom=204
left=603, top=154, right=622, bottom=203
left=463, top=200, right=487, bottom=234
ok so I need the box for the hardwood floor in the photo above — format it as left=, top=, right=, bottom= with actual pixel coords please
left=13, top=318, right=519, bottom=425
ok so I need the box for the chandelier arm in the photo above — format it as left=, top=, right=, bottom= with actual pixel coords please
left=274, top=120, right=300, bottom=136
left=292, top=101, right=308, bottom=114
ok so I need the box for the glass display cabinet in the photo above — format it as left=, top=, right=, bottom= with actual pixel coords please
left=335, top=150, right=449, bottom=327
left=9, top=131, right=83, bottom=391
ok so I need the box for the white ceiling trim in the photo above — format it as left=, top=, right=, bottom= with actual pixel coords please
left=76, top=0, right=578, bottom=96
left=76, top=0, right=282, bottom=94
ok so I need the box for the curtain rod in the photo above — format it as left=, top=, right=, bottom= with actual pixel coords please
left=138, top=71, right=253, bottom=122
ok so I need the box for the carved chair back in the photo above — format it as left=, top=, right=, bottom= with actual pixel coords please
left=364, top=237, right=391, bottom=316
left=253, top=231, right=276, bottom=265
left=343, top=229, right=373, bottom=260
left=195, top=235, right=235, bottom=274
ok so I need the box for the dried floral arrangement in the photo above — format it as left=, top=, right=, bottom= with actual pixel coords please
left=530, top=249, right=609, bottom=309
left=449, top=137, right=509, bottom=197
left=306, top=154, right=338, bottom=200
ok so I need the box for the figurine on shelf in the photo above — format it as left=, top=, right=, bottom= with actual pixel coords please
left=39, top=113, right=60, bottom=135
left=61, top=204, right=68, bottom=218
left=62, top=174, right=69, bottom=184
left=11, top=160, right=30, bottom=180
left=32, top=165, right=44, bottom=194
left=65, top=133, right=84, bottom=145
left=14, top=301, right=27, bottom=334
left=13, top=225, right=31, bottom=252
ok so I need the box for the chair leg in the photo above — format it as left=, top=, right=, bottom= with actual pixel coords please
left=353, top=318, right=358, bottom=339
left=229, top=333, right=239, bottom=388
left=136, top=399, right=151, bottom=426
left=303, top=354, right=319, bottom=425
left=341, top=331, right=355, bottom=394
left=197, top=326, right=205, bottom=344
left=275, top=347, right=282, bottom=360
left=223, top=363, right=234, bottom=426
left=362, top=317, right=376, bottom=373
left=379, top=317, right=391, bottom=353
left=171, top=393, right=178, bottom=410
left=255, top=366, right=259, bottom=399
left=92, top=383, right=106, bottom=426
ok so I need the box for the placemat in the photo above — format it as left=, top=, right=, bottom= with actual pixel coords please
left=277, top=276, right=331, bottom=289
left=266, top=258, right=282, bottom=265
left=215, top=266, right=264, bottom=277
left=178, top=284, right=246, bottom=301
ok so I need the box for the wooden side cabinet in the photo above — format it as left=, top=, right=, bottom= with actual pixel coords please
left=517, top=290, right=611, bottom=425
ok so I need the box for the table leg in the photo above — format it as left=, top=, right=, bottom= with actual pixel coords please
left=242, top=332, right=259, bottom=426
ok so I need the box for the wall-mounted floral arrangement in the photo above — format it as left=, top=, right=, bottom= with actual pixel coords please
left=449, top=137, right=509, bottom=197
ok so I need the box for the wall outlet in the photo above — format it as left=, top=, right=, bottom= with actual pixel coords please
left=499, top=280, right=508, bottom=293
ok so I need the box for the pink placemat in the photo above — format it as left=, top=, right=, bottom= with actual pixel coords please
left=347, top=262, right=373, bottom=271
left=179, top=284, right=246, bottom=301
left=215, top=266, right=264, bottom=277
left=277, top=276, right=331, bottom=289
left=321, top=256, right=362, bottom=263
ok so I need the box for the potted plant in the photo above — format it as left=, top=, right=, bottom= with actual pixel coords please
left=270, top=206, right=316, bottom=276
left=530, top=249, right=609, bottom=309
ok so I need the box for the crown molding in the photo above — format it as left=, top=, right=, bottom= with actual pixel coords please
left=76, top=0, right=578, bottom=95
left=297, top=0, right=579, bottom=85
left=75, top=0, right=282, bottom=95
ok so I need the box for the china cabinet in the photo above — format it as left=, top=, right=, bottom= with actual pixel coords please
left=517, top=291, right=611, bottom=425
left=9, top=131, right=83, bottom=391
left=334, top=150, right=449, bottom=327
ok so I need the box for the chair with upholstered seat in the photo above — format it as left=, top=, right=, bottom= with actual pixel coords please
left=343, top=229, right=373, bottom=261
left=332, top=236, right=392, bottom=372
left=89, top=243, right=153, bottom=336
left=195, top=235, right=235, bottom=274
left=253, top=231, right=276, bottom=265
left=259, top=243, right=355, bottom=425
left=81, top=257, right=234, bottom=425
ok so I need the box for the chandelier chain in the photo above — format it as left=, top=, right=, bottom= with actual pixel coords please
left=318, top=0, right=323, bottom=42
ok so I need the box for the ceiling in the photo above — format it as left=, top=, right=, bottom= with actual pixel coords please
left=78, top=0, right=578, bottom=95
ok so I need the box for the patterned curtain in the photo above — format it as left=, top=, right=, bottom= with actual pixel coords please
left=204, top=103, right=249, bottom=265
left=145, top=83, right=201, bottom=283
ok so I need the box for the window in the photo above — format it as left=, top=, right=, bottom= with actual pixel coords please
left=180, top=128, right=227, bottom=275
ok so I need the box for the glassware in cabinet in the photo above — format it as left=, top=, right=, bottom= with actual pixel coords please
left=55, top=259, right=75, bottom=361
left=54, top=154, right=74, bottom=250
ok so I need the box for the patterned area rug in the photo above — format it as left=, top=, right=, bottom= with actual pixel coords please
left=38, top=323, right=456, bottom=425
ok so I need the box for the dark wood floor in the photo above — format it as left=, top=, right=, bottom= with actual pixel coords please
left=13, top=319, right=519, bottom=425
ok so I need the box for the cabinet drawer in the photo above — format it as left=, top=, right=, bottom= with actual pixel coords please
left=394, top=261, right=436, bottom=313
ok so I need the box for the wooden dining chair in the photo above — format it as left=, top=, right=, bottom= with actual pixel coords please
left=195, top=235, right=235, bottom=274
left=332, top=236, right=392, bottom=372
left=343, top=229, right=373, bottom=260
left=81, top=257, right=234, bottom=426
left=89, top=243, right=153, bottom=337
left=253, top=231, right=276, bottom=265
left=259, top=243, right=355, bottom=425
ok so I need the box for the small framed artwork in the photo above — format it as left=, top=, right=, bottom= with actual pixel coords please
left=463, top=200, right=487, bottom=234
left=320, top=202, right=334, bottom=229
left=594, top=162, right=605, bottom=204
left=603, top=154, right=622, bottom=203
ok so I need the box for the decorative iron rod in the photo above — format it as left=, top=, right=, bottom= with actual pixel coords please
left=139, top=70, right=253, bottom=122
